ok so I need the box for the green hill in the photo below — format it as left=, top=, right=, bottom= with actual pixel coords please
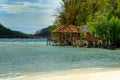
left=34, top=25, right=57, bottom=38
left=0, top=23, right=32, bottom=38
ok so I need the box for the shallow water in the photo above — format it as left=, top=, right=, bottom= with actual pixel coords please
left=0, top=39, right=120, bottom=78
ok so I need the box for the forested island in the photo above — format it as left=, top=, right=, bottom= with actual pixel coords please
left=0, top=23, right=32, bottom=38
left=37, top=0, right=120, bottom=48
left=34, top=25, right=57, bottom=38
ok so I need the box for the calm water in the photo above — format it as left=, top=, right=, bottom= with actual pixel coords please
left=0, top=39, right=120, bottom=78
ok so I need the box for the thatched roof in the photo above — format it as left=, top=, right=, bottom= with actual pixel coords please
left=52, top=25, right=79, bottom=33
left=79, top=25, right=90, bottom=33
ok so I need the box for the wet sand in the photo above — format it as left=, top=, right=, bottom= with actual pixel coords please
left=15, top=69, right=120, bottom=80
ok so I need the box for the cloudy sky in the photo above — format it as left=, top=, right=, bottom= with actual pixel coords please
left=0, top=0, right=61, bottom=34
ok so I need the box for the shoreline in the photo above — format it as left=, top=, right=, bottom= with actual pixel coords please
left=10, top=68, right=120, bottom=80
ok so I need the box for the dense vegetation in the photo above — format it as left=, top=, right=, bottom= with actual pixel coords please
left=0, top=23, right=32, bottom=38
left=34, top=25, right=57, bottom=38
left=52, top=0, right=120, bottom=47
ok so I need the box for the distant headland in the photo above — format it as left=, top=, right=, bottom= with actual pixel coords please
left=0, top=23, right=32, bottom=38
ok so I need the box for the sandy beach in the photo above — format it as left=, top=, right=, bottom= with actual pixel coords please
left=13, top=69, right=120, bottom=80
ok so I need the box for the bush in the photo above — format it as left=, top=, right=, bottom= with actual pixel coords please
left=87, top=16, right=120, bottom=47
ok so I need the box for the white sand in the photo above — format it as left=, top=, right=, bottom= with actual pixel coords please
left=15, top=69, right=120, bottom=80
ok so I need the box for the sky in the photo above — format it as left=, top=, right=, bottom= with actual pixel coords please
left=0, top=0, right=62, bottom=34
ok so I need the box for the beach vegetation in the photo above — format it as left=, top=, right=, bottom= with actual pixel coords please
left=51, top=0, right=120, bottom=48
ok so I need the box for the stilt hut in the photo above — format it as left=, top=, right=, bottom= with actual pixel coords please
left=86, top=34, right=101, bottom=47
left=52, top=25, right=79, bottom=46
left=79, top=25, right=101, bottom=47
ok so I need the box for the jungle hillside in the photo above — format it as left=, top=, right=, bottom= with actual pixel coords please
left=46, top=0, right=120, bottom=47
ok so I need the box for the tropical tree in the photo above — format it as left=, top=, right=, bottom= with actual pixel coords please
left=52, top=0, right=120, bottom=47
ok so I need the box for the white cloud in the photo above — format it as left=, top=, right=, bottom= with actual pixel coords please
left=0, top=0, right=62, bottom=14
left=0, top=2, right=52, bottom=14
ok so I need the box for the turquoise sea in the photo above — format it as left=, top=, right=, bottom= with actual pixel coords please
left=0, top=39, right=120, bottom=79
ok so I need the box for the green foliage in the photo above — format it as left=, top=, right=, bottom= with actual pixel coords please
left=117, top=0, right=120, bottom=18
left=109, top=17, right=120, bottom=46
left=34, top=25, right=57, bottom=38
left=87, top=16, right=120, bottom=47
left=58, top=0, right=78, bottom=25
left=55, top=0, right=120, bottom=25
left=49, top=25, right=57, bottom=31
left=51, top=0, right=120, bottom=47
